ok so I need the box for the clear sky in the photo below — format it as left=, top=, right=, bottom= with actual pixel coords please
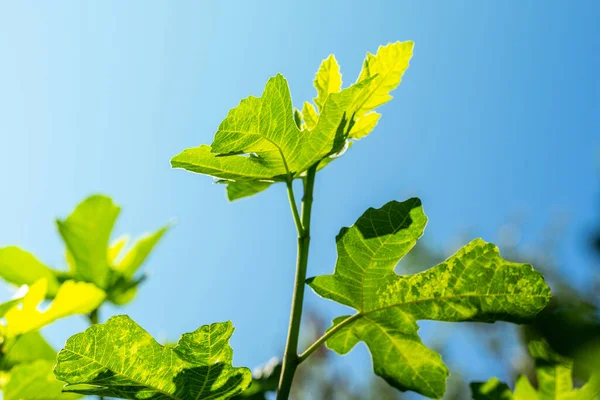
left=1, top=0, right=598, bottom=395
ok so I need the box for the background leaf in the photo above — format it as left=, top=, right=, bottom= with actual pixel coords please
left=56, top=195, right=121, bottom=289
left=471, top=340, right=600, bottom=400
left=0, top=247, right=61, bottom=297
left=3, top=360, right=80, bottom=400
left=4, top=279, right=105, bottom=337
left=307, top=198, right=551, bottom=398
left=54, top=315, right=252, bottom=400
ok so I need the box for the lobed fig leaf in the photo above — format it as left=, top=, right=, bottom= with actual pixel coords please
left=54, top=315, right=252, bottom=400
left=171, top=42, right=414, bottom=201
left=2, top=279, right=105, bottom=338
left=307, top=198, right=551, bottom=398
left=2, top=360, right=80, bottom=400
left=0, top=195, right=169, bottom=306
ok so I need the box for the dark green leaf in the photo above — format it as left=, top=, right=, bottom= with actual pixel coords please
left=54, top=315, right=252, bottom=399
left=308, top=198, right=551, bottom=398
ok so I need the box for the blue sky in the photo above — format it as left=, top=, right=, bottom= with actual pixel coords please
left=1, top=1, right=599, bottom=395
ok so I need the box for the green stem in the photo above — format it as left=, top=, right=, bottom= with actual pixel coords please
left=89, top=308, right=100, bottom=325
left=88, top=308, right=103, bottom=400
left=277, top=165, right=317, bottom=399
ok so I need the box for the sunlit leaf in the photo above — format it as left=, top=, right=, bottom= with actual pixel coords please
left=349, top=111, right=381, bottom=140
left=171, top=43, right=414, bottom=201
left=111, top=226, right=169, bottom=279
left=470, top=377, right=512, bottom=400
left=302, top=101, right=318, bottom=131
left=225, top=181, right=273, bottom=201
left=0, top=331, right=55, bottom=370
left=56, top=195, right=120, bottom=288
left=307, top=198, right=551, bottom=398
left=4, top=279, right=105, bottom=337
left=313, top=55, right=342, bottom=112
left=0, top=247, right=61, bottom=297
left=354, top=41, right=414, bottom=116
left=471, top=340, right=600, bottom=400
left=54, top=315, right=252, bottom=399
left=3, top=360, right=80, bottom=400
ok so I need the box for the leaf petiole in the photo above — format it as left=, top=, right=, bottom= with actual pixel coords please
left=297, top=313, right=361, bottom=364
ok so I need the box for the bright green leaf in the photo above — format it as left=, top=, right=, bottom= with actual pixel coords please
left=225, top=181, right=273, bottom=201
left=307, top=198, right=551, bottom=398
left=470, top=378, right=513, bottom=400
left=172, top=74, right=374, bottom=182
left=1, top=331, right=55, bottom=370
left=349, top=111, right=381, bottom=140
left=471, top=341, right=600, bottom=400
left=302, top=101, right=318, bottom=131
left=111, top=226, right=169, bottom=279
left=54, top=315, right=252, bottom=399
left=0, top=247, right=61, bottom=297
left=353, top=41, right=414, bottom=116
left=313, top=54, right=342, bottom=112
left=171, top=144, right=288, bottom=182
left=4, top=279, right=105, bottom=337
left=3, top=360, right=80, bottom=400
left=56, top=195, right=121, bottom=288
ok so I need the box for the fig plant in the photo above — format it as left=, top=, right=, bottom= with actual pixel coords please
left=0, top=42, right=562, bottom=399
left=0, top=195, right=168, bottom=399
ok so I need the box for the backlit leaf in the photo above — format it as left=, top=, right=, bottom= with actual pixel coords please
left=171, top=43, right=414, bottom=200
left=354, top=41, right=414, bottom=116
left=111, top=226, right=169, bottom=279
left=54, top=315, right=252, bottom=399
left=4, top=279, right=105, bottom=337
left=302, top=101, right=318, bottom=131
left=0, top=331, right=55, bottom=370
left=3, top=360, right=80, bottom=400
left=307, top=198, right=551, bottom=398
left=349, top=111, right=381, bottom=140
left=471, top=340, right=600, bottom=399
left=225, top=181, right=273, bottom=201
left=56, top=195, right=120, bottom=288
left=0, top=247, right=60, bottom=297
left=470, top=378, right=512, bottom=400
left=313, top=55, right=342, bottom=112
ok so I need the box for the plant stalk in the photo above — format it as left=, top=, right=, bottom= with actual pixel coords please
left=89, top=308, right=100, bottom=325
left=277, top=165, right=317, bottom=399
left=88, top=308, right=103, bottom=400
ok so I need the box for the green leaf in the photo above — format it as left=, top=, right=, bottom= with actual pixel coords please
left=57, top=195, right=121, bottom=289
left=3, top=360, right=80, bottom=400
left=302, top=101, right=318, bottom=131
left=471, top=341, right=600, bottom=400
left=348, top=111, right=381, bottom=140
left=0, top=247, right=61, bottom=297
left=524, top=340, right=600, bottom=399
left=225, top=181, right=273, bottom=201
left=233, top=358, right=281, bottom=399
left=111, top=226, right=169, bottom=279
left=470, top=378, right=513, bottom=400
left=51, top=195, right=169, bottom=305
left=354, top=41, right=414, bottom=116
left=307, top=198, right=551, bottom=398
left=171, top=43, right=414, bottom=201
left=3, top=279, right=105, bottom=337
left=172, top=74, right=373, bottom=183
left=1, top=331, right=55, bottom=370
left=54, top=315, right=252, bottom=399
left=313, top=54, right=342, bottom=112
